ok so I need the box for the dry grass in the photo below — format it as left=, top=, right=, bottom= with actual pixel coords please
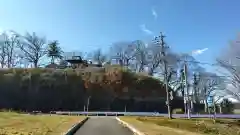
left=0, top=112, right=85, bottom=135
left=120, top=116, right=240, bottom=135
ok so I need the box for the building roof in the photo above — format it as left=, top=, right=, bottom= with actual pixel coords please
left=65, top=56, right=84, bottom=64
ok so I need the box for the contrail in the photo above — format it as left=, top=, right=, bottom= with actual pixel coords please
left=192, top=48, right=209, bottom=56
left=152, top=8, right=157, bottom=19
left=139, top=24, right=153, bottom=35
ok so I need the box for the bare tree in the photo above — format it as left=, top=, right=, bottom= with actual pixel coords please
left=217, top=36, right=240, bottom=101
left=132, top=40, right=148, bottom=72
left=15, top=32, right=47, bottom=68
left=197, top=71, right=225, bottom=112
left=110, top=41, right=136, bottom=67
left=175, top=53, right=204, bottom=93
left=145, top=38, right=180, bottom=77
left=92, top=49, right=107, bottom=65
left=173, top=54, right=208, bottom=114
left=145, top=41, right=162, bottom=76
left=0, top=36, right=6, bottom=68
left=2, top=32, right=20, bottom=68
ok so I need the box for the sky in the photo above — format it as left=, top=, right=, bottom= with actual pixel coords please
left=0, top=0, right=240, bottom=72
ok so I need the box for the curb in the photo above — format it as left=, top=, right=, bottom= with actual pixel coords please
left=63, top=117, right=89, bottom=135
left=115, top=117, right=145, bottom=135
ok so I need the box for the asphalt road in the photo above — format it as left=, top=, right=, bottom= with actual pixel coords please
left=74, top=117, right=133, bottom=135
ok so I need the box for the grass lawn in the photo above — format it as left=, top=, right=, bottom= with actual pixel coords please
left=0, top=112, right=85, bottom=135
left=234, top=109, right=240, bottom=114
left=120, top=116, right=240, bottom=135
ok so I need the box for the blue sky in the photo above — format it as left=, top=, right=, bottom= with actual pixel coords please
left=0, top=0, right=240, bottom=72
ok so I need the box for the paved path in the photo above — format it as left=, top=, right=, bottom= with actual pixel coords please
left=74, top=117, right=133, bottom=135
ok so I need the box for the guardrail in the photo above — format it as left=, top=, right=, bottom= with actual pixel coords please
left=54, top=111, right=240, bottom=119
left=64, top=117, right=89, bottom=135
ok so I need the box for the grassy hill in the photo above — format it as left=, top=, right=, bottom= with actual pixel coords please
left=0, top=65, right=179, bottom=112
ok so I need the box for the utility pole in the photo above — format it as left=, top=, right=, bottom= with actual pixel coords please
left=180, top=69, right=187, bottom=114
left=155, top=32, right=172, bottom=119
left=183, top=62, right=191, bottom=119
left=193, top=73, right=199, bottom=113
left=193, top=73, right=197, bottom=102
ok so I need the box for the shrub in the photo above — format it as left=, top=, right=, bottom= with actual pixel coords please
left=0, top=66, right=171, bottom=112
left=221, top=99, right=234, bottom=114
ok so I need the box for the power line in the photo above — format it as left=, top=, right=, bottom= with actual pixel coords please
left=159, top=72, right=232, bottom=78
left=158, top=68, right=233, bottom=78
left=179, top=60, right=217, bottom=66
left=176, top=60, right=239, bottom=78
left=178, top=59, right=240, bottom=67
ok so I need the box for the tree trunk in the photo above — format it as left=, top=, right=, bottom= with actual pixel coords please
left=138, top=63, right=144, bottom=72
left=1, top=62, right=4, bottom=68
left=219, top=105, right=222, bottom=114
left=212, top=102, right=217, bottom=123
left=148, top=69, right=154, bottom=76
left=204, top=99, right=209, bottom=113
left=34, top=63, right=37, bottom=68
left=51, top=56, right=54, bottom=64
left=119, top=59, right=123, bottom=66
left=184, top=103, right=187, bottom=114
left=34, top=61, right=38, bottom=68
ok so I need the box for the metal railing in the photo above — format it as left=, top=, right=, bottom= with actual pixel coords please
left=54, top=111, right=240, bottom=118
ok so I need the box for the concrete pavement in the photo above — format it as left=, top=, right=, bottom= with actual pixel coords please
left=74, top=117, right=133, bottom=135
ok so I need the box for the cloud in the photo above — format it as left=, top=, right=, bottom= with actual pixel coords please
left=139, top=24, right=153, bottom=35
left=151, top=8, right=157, bottom=19
left=191, top=48, right=208, bottom=56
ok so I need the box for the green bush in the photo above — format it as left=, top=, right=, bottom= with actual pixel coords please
left=221, top=99, right=234, bottom=114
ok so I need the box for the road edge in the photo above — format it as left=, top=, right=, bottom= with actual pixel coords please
left=116, top=117, right=145, bottom=135
left=63, top=117, right=89, bottom=135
